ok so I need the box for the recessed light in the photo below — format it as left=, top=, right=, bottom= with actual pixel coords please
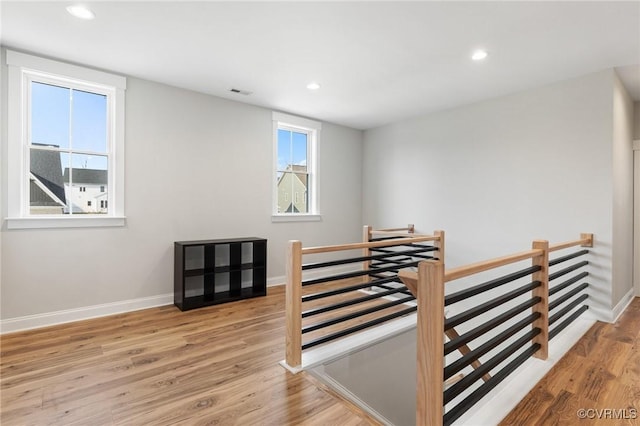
left=306, top=82, right=320, bottom=90
left=471, top=49, right=488, bottom=61
left=66, top=5, right=95, bottom=20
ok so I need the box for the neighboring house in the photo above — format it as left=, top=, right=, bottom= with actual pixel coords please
left=29, top=145, right=67, bottom=215
left=277, top=164, right=308, bottom=213
left=63, top=168, right=108, bottom=214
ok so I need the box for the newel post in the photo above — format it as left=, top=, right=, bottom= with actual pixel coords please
left=285, top=240, right=303, bottom=368
left=532, top=240, right=549, bottom=360
left=417, top=260, right=445, bottom=426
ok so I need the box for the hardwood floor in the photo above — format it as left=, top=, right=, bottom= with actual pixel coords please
left=501, top=297, right=640, bottom=426
left=2, top=286, right=638, bottom=426
left=0, top=285, right=381, bottom=426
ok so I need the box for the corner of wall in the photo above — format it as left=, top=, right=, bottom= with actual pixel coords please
left=610, top=70, right=635, bottom=308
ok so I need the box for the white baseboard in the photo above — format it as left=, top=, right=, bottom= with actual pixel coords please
left=610, top=288, right=635, bottom=323
left=1, top=264, right=359, bottom=334
left=0, top=293, right=174, bottom=335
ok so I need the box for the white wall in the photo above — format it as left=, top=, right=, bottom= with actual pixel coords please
left=0, top=62, right=363, bottom=322
left=611, top=72, right=635, bottom=306
left=363, top=70, right=621, bottom=317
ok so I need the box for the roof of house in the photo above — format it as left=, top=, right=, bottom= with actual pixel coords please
left=30, top=146, right=66, bottom=206
left=63, top=168, right=108, bottom=185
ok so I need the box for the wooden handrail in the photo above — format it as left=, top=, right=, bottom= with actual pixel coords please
left=373, top=224, right=414, bottom=233
left=549, top=233, right=593, bottom=252
left=301, top=235, right=439, bottom=255
left=444, top=249, right=543, bottom=283
left=368, top=231, right=432, bottom=238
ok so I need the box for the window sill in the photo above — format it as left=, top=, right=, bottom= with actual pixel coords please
left=6, top=216, right=126, bottom=230
left=271, top=214, right=322, bottom=223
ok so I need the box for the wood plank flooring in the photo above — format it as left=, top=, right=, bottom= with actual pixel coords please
left=501, top=297, right=640, bottom=426
left=0, top=285, right=382, bottom=426
left=2, top=285, right=638, bottom=426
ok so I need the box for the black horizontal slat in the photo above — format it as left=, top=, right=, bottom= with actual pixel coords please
left=443, top=344, right=540, bottom=426
left=302, top=247, right=437, bottom=271
left=301, top=276, right=400, bottom=302
left=444, top=328, right=540, bottom=404
left=549, top=305, right=589, bottom=340
left=370, top=245, right=438, bottom=254
left=301, top=286, right=411, bottom=318
left=445, top=282, right=540, bottom=330
left=302, top=295, right=415, bottom=334
left=549, top=249, right=589, bottom=267
left=301, top=306, right=417, bottom=350
left=549, top=271, right=589, bottom=296
left=445, top=266, right=541, bottom=306
left=549, top=261, right=588, bottom=281
left=445, top=296, right=540, bottom=355
left=549, top=283, right=589, bottom=311
left=444, top=312, right=540, bottom=380
left=549, top=293, right=588, bottom=326
left=302, top=261, right=420, bottom=286
left=368, top=236, right=409, bottom=242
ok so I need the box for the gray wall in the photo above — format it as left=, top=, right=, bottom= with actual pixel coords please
left=611, top=73, right=635, bottom=306
left=0, top=65, right=363, bottom=320
left=634, top=101, right=640, bottom=139
left=363, top=69, right=631, bottom=314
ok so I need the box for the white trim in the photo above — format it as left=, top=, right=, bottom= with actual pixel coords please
left=272, top=111, right=321, bottom=218
left=610, top=288, right=635, bottom=323
left=271, top=214, right=322, bottom=223
left=0, top=293, right=173, bottom=334
left=6, top=216, right=126, bottom=229
left=5, top=50, right=126, bottom=227
left=583, top=288, right=635, bottom=323
left=272, top=111, right=321, bottom=130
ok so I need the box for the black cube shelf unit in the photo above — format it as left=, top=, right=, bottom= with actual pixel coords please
left=174, top=237, right=267, bottom=311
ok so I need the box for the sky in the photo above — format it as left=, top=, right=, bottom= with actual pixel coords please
left=277, top=128, right=307, bottom=172
left=31, top=81, right=108, bottom=171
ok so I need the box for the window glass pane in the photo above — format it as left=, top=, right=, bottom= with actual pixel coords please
left=277, top=170, right=309, bottom=214
left=31, top=82, right=70, bottom=149
left=29, top=148, right=67, bottom=215
left=292, top=132, right=308, bottom=173
left=277, top=129, right=291, bottom=172
left=67, top=154, right=108, bottom=214
left=72, top=89, right=107, bottom=153
left=277, top=171, right=294, bottom=213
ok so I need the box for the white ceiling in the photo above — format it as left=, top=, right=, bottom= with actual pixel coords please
left=1, top=1, right=639, bottom=130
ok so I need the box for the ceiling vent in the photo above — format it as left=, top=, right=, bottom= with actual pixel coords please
left=230, top=88, right=252, bottom=96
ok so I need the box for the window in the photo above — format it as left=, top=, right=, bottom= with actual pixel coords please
left=6, top=50, right=126, bottom=228
left=272, top=112, right=321, bottom=222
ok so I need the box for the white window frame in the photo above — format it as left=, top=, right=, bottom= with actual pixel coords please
left=272, top=111, right=321, bottom=222
left=6, top=50, right=126, bottom=229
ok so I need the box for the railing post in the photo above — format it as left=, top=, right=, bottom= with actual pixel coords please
left=417, top=260, right=445, bottom=426
left=434, top=230, right=445, bottom=261
left=362, top=225, right=372, bottom=283
left=532, top=240, right=549, bottom=360
left=286, top=240, right=303, bottom=369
